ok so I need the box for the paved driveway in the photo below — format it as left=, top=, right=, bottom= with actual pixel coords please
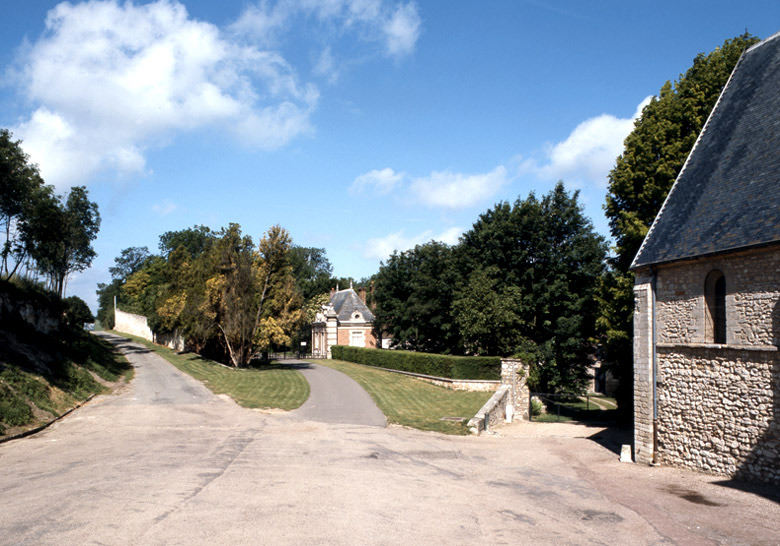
left=287, top=361, right=386, bottom=427
left=0, top=335, right=777, bottom=545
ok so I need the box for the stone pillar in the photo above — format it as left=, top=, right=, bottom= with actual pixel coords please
left=633, top=269, right=655, bottom=464
left=325, top=309, right=338, bottom=359
left=500, top=358, right=530, bottom=421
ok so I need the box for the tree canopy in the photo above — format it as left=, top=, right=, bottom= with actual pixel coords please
left=374, top=181, right=606, bottom=393
left=1, top=129, right=100, bottom=298
left=99, top=223, right=324, bottom=367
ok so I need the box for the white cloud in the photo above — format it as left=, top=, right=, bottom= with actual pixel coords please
left=350, top=167, right=405, bottom=194
left=363, top=227, right=463, bottom=261
left=314, top=46, right=340, bottom=84
left=9, top=0, right=325, bottom=188
left=383, top=3, right=421, bottom=58
left=151, top=200, right=178, bottom=216
left=521, top=96, right=652, bottom=187
left=231, top=0, right=421, bottom=60
left=410, top=166, right=510, bottom=209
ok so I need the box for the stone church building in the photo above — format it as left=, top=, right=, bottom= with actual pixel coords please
left=632, top=33, right=780, bottom=484
left=311, top=287, right=378, bottom=358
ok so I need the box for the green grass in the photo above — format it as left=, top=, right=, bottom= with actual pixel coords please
left=531, top=394, right=618, bottom=423
left=0, top=330, right=133, bottom=436
left=315, top=358, right=492, bottom=435
left=115, top=333, right=309, bottom=410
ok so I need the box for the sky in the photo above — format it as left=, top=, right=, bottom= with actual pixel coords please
left=2, top=0, right=780, bottom=312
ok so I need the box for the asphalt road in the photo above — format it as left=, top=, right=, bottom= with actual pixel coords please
left=288, top=361, right=386, bottom=427
left=0, top=334, right=778, bottom=545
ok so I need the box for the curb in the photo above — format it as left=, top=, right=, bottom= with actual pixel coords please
left=0, top=394, right=97, bottom=445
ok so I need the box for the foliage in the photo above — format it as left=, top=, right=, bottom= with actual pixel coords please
left=108, top=246, right=150, bottom=280
left=253, top=226, right=305, bottom=354
left=599, top=33, right=759, bottom=415
left=457, top=182, right=606, bottom=392
left=0, top=129, right=45, bottom=281
left=452, top=266, right=525, bottom=356
left=373, top=241, right=460, bottom=354
left=158, top=225, right=213, bottom=258
left=24, top=185, right=101, bottom=298
left=63, top=295, right=94, bottom=328
left=289, top=246, right=333, bottom=301
left=330, top=345, right=501, bottom=380
left=371, top=182, right=604, bottom=393
left=99, top=223, right=307, bottom=367
left=530, top=398, right=543, bottom=417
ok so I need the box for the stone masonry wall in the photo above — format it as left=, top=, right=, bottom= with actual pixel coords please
left=655, top=250, right=780, bottom=346
left=657, top=345, right=779, bottom=484
left=468, top=359, right=530, bottom=434
left=633, top=273, right=655, bottom=464
left=641, top=247, right=780, bottom=484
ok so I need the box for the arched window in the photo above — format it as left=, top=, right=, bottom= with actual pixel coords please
left=705, top=270, right=726, bottom=344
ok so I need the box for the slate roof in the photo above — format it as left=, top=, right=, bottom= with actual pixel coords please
left=632, top=32, right=780, bottom=269
left=330, top=288, right=375, bottom=323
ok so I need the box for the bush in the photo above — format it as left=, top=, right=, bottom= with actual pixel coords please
left=0, top=383, right=34, bottom=427
left=530, top=397, right=543, bottom=416
left=329, top=346, right=501, bottom=380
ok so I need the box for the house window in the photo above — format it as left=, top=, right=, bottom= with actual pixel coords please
left=705, top=270, right=726, bottom=344
left=350, top=330, right=364, bottom=347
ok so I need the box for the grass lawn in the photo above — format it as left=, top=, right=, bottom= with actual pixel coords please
left=532, top=394, right=618, bottom=423
left=114, top=333, right=309, bottom=410
left=315, top=358, right=492, bottom=435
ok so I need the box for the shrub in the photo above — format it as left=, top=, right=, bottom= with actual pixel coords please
left=530, top=397, right=543, bottom=417
left=329, top=346, right=501, bottom=380
left=0, top=383, right=33, bottom=427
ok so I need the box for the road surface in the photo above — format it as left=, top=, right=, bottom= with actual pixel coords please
left=0, top=334, right=777, bottom=545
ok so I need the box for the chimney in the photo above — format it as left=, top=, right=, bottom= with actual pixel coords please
left=358, top=287, right=366, bottom=303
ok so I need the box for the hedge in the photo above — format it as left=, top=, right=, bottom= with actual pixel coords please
left=329, top=346, right=501, bottom=380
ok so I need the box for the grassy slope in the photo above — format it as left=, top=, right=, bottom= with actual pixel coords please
left=115, top=332, right=310, bottom=411
left=317, top=358, right=492, bottom=435
left=0, top=323, right=133, bottom=437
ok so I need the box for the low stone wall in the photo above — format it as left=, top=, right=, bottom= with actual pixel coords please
left=468, top=385, right=511, bottom=434
left=468, top=359, right=531, bottom=434
left=657, top=344, right=780, bottom=485
left=377, top=368, right=499, bottom=392
left=155, top=330, right=185, bottom=352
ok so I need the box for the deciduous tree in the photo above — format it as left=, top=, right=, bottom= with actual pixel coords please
left=0, top=129, right=45, bottom=280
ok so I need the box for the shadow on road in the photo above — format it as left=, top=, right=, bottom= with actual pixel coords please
left=713, top=478, right=780, bottom=505
left=112, top=342, right=153, bottom=355
left=587, top=426, right=632, bottom=457
left=249, top=361, right=313, bottom=371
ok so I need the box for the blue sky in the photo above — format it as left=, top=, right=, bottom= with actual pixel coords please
left=2, top=1, right=780, bottom=311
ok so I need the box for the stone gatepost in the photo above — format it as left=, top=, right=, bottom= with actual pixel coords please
left=500, top=358, right=530, bottom=421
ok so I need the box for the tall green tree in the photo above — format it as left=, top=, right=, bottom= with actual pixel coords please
left=600, top=33, right=759, bottom=411
left=200, top=224, right=303, bottom=367
left=27, top=186, right=100, bottom=298
left=374, top=241, right=460, bottom=354
left=458, top=182, right=607, bottom=392
left=289, top=246, right=333, bottom=301
left=452, top=266, right=525, bottom=356
left=0, top=129, right=46, bottom=281
left=158, top=225, right=213, bottom=258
